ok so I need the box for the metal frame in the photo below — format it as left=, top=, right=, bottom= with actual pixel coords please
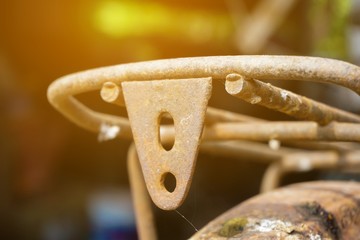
left=47, top=55, right=360, bottom=239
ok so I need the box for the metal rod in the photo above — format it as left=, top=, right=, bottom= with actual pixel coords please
left=48, top=56, right=360, bottom=137
left=127, top=143, right=157, bottom=240
left=205, top=107, right=264, bottom=124
left=261, top=150, right=359, bottom=192
left=342, top=150, right=360, bottom=168
left=281, top=151, right=339, bottom=172
left=225, top=74, right=360, bottom=125
left=260, top=163, right=283, bottom=192
left=199, top=140, right=290, bottom=164
left=260, top=151, right=338, bottom=193
left=202, top=121, right=360, bottom=142
left=100, top=82, right=125, bottom=106
left=284, top=141, right=360, bottom=152
left=203, top=121, right=318, bottom=141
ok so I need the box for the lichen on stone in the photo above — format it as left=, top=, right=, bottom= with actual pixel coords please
left=218, top=217, right=248, bottom=237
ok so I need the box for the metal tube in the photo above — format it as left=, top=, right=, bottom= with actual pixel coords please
left=48, top=56, right=360, bottom=137
left=200, top=141, right=289, bottom=164
left=225, top=74, right=360, bottom=125
left=202, top=121, right=360, bottom=142
left=127, top=144, right=157, bottom=240
left=260, top=163, right=283, bottom=192
left=203, top=121, right=319, bottom=141
left=281, top=151, right=339, bottom=172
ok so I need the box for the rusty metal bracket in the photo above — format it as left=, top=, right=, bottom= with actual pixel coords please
left=47, top=55, right=360, bottom=239
left=47, top=55, right=360, bottom=213
left=122, top=78, right=212, bottom=210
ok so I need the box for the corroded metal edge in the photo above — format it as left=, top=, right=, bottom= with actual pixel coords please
left=191, top=181, right=360, bottom=239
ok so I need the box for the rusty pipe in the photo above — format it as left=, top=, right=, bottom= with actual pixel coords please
left=225, top=74, right=360, bottom=125
left=127, top=143, right=157, bottom=240
left=47, top=56, right=360, bottom=138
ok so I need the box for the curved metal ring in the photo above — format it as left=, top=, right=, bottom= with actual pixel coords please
left=47, top=55, right=360, bottom=140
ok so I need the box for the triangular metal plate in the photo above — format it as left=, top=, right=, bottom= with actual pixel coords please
left=122, top=78, right=212, bottom=210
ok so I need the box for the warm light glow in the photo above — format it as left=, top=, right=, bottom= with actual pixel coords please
left=93, top=0, right=232, bottom=42
left=94, top=0, right=170, bottom=37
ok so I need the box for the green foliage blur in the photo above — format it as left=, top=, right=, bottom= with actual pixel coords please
left=310, top=0, right=351, bottom=59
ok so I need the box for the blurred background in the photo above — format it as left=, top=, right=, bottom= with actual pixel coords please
left=1, top=0, right=360, bottom=239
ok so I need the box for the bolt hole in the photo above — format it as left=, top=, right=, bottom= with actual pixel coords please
left=162, top=172, right=176, bottom=193
left=159, top=112, right=175, bottom=151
